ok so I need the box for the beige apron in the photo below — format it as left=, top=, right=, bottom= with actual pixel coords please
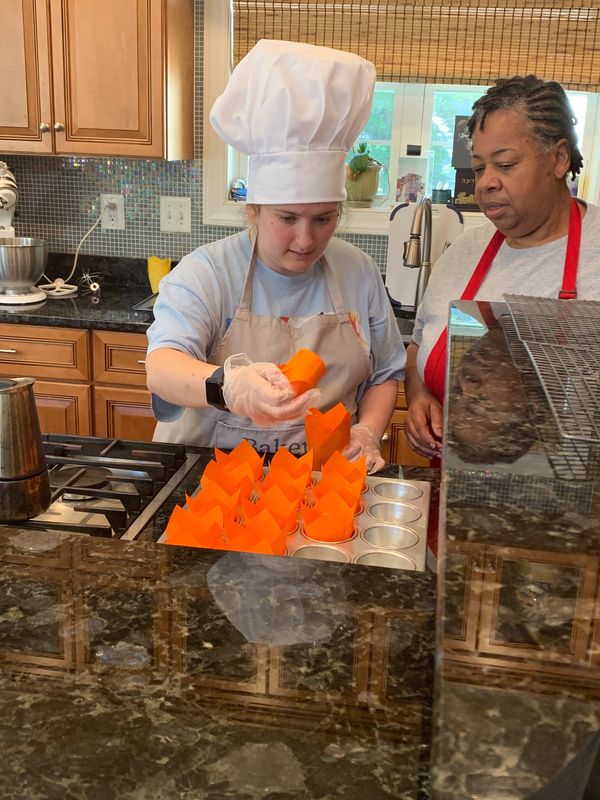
left=154, top=238, right=371, bottom=453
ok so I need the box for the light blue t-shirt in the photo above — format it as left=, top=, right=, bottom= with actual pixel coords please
left=147, top=229, right=406, bottom=421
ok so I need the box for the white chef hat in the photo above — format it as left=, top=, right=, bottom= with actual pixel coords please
left=209, top=39, right=376, bottom=204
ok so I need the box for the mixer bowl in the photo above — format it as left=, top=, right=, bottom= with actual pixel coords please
left=0, top=238, right=48, bottom=293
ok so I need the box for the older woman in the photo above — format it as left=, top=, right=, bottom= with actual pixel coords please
left=404, top=74, right=600, bottom=459
left=145, top=40, right=405, bottom=473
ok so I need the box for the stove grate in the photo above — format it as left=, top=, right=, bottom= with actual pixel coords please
left=20, top=435, right=206, bottom=539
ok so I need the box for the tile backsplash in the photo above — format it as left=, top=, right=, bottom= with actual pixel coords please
left=1, top=0, right=388, bottom=273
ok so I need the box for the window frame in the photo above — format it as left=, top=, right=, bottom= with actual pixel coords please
left=203, top=1, right=600, bottom=236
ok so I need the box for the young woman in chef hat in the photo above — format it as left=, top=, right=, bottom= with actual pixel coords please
left=146, top=40, right=405, bottom=473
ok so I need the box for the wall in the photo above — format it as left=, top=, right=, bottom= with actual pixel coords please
left=0, top=0, right=388, bottom=272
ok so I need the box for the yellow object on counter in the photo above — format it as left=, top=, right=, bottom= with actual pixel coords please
left=147, top=256, right=172, bottom=293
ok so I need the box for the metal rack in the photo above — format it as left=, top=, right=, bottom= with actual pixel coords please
left=502, top=295, right=600, bottom=482
left=504, top=294, right=600, bottom=349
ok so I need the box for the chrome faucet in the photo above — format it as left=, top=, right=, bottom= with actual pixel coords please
left=402, top=195, right=432, bottom=310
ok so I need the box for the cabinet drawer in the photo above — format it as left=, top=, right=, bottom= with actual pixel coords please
left=0, top=323, right=90, bottom=381
left=93, top=330, right=148, bottom=387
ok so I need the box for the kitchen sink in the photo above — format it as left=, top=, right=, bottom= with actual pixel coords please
left=396, top=314, right=415, bottom=343
left=132, top=293, right=157, bottom=311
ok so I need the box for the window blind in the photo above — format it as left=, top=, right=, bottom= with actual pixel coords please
left=232, top=1, right=600, bottom=91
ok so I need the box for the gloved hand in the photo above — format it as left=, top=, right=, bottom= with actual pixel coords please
left=342, top=423, right=385, bottom=475
left=222, top=353, right=321, bottom=427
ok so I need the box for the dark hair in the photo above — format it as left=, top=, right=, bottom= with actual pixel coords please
left=467, top=75, right=583, bottom=180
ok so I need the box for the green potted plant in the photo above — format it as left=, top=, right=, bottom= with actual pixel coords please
left=345, top=142, right=383, bottom=205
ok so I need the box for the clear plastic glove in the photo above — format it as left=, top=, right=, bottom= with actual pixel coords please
left=222, top=353, right=321, bottom=428
left=342, top=423, right=385, bottom=475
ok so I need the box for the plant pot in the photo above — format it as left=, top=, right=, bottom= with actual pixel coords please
left=345, top=164, right=382, bottom=205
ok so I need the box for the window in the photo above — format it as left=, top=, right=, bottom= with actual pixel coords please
left=204, top=1, right=600, bottom=235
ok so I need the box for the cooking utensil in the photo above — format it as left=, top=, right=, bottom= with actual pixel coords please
left=0, top=238, right=48, bottom=294
left=0, top=377, right=51, bottom=520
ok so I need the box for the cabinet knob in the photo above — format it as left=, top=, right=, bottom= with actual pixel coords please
left=381, top=432, right=389, bottom=442
left=39, top=122, right=50, bottom=133
left=53, top=122, right=65, bottom=132
left=0, top=348, right=17, bottom=354
left=137, top=359, right=146, bottom=365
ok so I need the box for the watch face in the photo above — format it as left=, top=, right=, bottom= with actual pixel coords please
left=206, top=368, right=226, bottom=409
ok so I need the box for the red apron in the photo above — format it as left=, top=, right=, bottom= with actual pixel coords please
left=423, top=197, right=582, bottom=404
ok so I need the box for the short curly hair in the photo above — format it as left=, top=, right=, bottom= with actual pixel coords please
left=467, top=75, right=583, bottom=180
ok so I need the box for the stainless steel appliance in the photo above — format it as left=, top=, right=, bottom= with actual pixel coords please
left=0, top=237, right=48, bottom=305
left=0, top=378, right=51, bottom=520
left=0, top=161, right=18, bottom=238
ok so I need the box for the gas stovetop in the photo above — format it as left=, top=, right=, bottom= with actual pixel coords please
left=7, top=435, right=203, bottom=540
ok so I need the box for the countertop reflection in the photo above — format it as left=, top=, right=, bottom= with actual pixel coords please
left=0, top=526, right=435, bottom=799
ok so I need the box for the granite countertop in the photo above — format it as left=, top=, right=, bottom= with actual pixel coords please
left=0, top=253, right=155, bottom=333
left=0, top=252, right=413, bottom=339
left=0, top=517, right=436, bottom=799
left=432, top=300, right=600, bottom=800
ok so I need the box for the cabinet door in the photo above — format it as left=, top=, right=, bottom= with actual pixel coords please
left=0, top=0, right=53, bottom=152
left=34, top=380, right=92, bottom=435
left=382, top=408, right=430, bottom=467
left=93, top=385, right=156, bottom=441
left=49, top=0, right=164, bottom=157
left=48, top=0, right=195, bottom=158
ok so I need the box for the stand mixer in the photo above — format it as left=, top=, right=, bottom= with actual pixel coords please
left=0, top=161, right=47, bottom=304
left=0, top=161, right=18, bottom=239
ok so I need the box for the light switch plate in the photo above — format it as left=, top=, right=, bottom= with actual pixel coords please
left=160, top=196, right=192, bottom=233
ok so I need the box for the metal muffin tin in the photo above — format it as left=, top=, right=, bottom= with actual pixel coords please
left=287, top=475, right=430, bottom=571
left=160, top=474, right=430, bottom=572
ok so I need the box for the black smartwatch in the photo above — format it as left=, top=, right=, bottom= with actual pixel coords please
left=205, top=366, right=228, bottom=410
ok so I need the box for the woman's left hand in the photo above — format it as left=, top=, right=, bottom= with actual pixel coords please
left=342, top=423, right=385, bottom=474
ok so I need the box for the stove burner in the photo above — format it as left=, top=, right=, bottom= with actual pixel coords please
left=4, top=435, right=203, bottom=540
left=57, top=466, right=112, bottom=500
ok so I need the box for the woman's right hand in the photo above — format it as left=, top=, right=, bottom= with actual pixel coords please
left=223, top=353, right=320, bottom=427
left=404, top=388, right=443, bottom=460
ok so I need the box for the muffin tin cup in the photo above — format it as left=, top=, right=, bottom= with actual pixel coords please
left=371, top=480, right=423, bottom=502
left=292, top=545, right=351, bottom=563
left=360, top=524, right=419, bottom=550
left=354, top=550, right=417, bottom=570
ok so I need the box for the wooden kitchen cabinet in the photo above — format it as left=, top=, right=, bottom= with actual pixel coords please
left=92, top=330, right=155, bottom=441
left=1, top=0, right=194, bottom=159
left=0, top=322, right=155, bottom=440
left=33, top=380, right=92, bottom=436
left=0, top=322, right=92, bottom=435
left=381, top=384, right=430, bottom=467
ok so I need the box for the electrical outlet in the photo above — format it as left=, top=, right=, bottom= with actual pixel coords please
left=160, top=196, right=192, bottom=233
left=100, top=194, right=125, bottom=230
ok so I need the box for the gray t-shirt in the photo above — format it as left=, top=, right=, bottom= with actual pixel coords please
left=147, top=229, right=406, bottom=419
left=413, top=202, right=600, bottom=378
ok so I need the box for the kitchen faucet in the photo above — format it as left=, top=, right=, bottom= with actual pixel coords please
left=402, top=195, right=432, bottom=311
